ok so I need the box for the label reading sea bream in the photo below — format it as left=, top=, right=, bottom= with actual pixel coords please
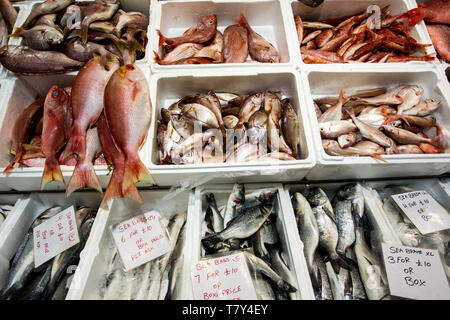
left=391, top=190, right=450, bottom=234
left=191, top=252, right=257, bottom=300
left=33, top=206, right=80, bottom=268
left=381, top=243, right=450, bottom=300
left=111, top=211, right=171, bottom=271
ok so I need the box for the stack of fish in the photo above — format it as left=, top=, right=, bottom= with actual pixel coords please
left=0, top=203, right=13, bottom=227
left=157, top=90, right=299, bottom=164
left=315, top=85, right=446, bottom=159
left=99, top=213, right=186, bottom=300
left=3, top=57, right=153, bottom=206
left=0, top=0, right=149, bottom=74
left=0, top=0, right=18, bottom=47
left=200, top=184, right=299, bottom=300
left=155, top=13, right=280, bottom=65
left=0, top=206, right=96, bottom=300
left=292, top=184, right=389, bottom=300
left=295, top=6, right=434, bottom=64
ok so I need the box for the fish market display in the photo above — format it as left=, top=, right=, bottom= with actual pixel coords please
left=291, top=184, right=390, bottom=300
left=295, top=6, right=435, bottom=64
left=2, top=58, right=152, bottom=206
left=314, top=85, right=447, bottom=160
left=0, top=206, right=96, bottom=300
left=200, top=185, right=299, bottom=300
left=155, top=13, right=280, bottom=65
left=97, top=212, right=187, bottom=300
left=0, top=204, right=13, bottom=227
left=157, top=90, right=300, bottom=164
left=0, top=0, right=149, bottom=74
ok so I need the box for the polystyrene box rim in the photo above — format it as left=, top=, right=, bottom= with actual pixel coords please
left=147, top=68, right=316, bottom=175
left=286, top=0, right=439, bottom=71
left=149, top=0, right=297, bottom=74
left=192, top=182, right=314, bottom=300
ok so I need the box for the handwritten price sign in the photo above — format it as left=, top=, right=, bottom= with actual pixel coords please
left=33, top=206, right=79, bottom=268
left=111, top=211, right=171, bottom=271
left=381, top=243, right=450, bottom=300
left=191, top=252, right=257, bottom=300
left=391, top=190, right=450, bottom=235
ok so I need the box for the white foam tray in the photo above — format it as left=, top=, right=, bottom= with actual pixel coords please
left=302, top=66, right=450, bottom=181
left=284, top=0, right=439, bottom=71
left=148, top=68, right=316, bottom=186
left=66, top=188, right=194, bottom=300
left=0, top=61, right=152, bottom=191
left=192, top=183, right=314, bottom=300
left=149, top=0, right=296, bottom=73
left=283, top=181, right=402, bottom=300
left=0, top=191, right=103, bottom=293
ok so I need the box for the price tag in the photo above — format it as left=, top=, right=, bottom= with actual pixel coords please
left=381, top=243, right=450, bottom=300
left=111, top=211, right=171, bottom=271
left=391, top=190, right=450, bottom=234
left=33, top=206, right=79, bottom=268
left=191, top=252, right=257, bottom=300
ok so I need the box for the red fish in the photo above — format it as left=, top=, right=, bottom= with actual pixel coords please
left=41, top=86, right=71, bottom=190
left=104, top=65, right=153, bottom=197
left=426, top=24, right=450, bottom=62
left=223, top=24, right=249, bottom=63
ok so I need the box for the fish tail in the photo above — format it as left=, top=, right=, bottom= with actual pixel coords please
left=79, top=22, right=89, bottom=44
left=153, top=50, right=164, bottom=65
left=122, top=156, right=154, bottom=196
left=331, top=253, right=356, bottom=273
left=66, top=161, right=102, bottom=197
left=9, top=27, right=23, bottom=38
left=60, top=128, right=86, bottom=162
left=3, top=149, right=23, bottom=173
left=338, top=89, right=349, bottom=104
left=100, top=169, right=124, bottom=207
left=41, top=157, right=65, bottom=190
left=369, top=153, right=387, bottom=163
left=157, top=29, right=167, bottom=47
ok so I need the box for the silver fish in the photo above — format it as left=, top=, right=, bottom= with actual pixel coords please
left=391, top=85, right=424, bottom=114
left=269, top=246, right=301, bottom=300
left=318, top=90, right=347, bottom=123
left=347, top=248, right=367, bottom=300
left=335, top=200, right=355, bottom=255
left=382, top=125, right=437, bottom=146
left=353, top=141, right=385, bottom=154
left=304, top=187, right=335, bottom=222
left=205, top=193, right=224, bottom=233
left=251, top=227, right=269, bottom=262
left=402, top=99, right=441, bottom=116
left=182, top=103, right=219, bottom=129
left=348, top=111, right=395, bottom=148
left=223, top=183, right=245, bottom=228
left=319, top=120, right=357, bottom=139
left=337, top=184, right=365, bottom=218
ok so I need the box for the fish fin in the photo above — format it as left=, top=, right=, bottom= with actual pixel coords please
left=123, top=183, right=143, bottom=204
left=66, top=162, right=102, bottom=197
left=400, top=8, right=425, bottom=27
left=3, top=149, right=23, bottom=173
left=201, top=233, right=222, bottom=250
left=122, top=157, right=154, bottom=196
left=153, top=50, right=164, bottom=64
left=60, top=130, right=85, bottom=162
left=382, top=114, right=411, bottom=126
left=157, top=29, right=167, bottom=47
left=338, top=89, right=349, bottom=105
left=369, top=153, right=387, bottom=163
left=237, top=13, right=250, bottom=29
left=101, top=169, right=124, bottom=207
left=331, top=253, right=357, bottom=272
left=41, top=157, right=65, bottom=190
left=9, top=27, right=23, bottom=38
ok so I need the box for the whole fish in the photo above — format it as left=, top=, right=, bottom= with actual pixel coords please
left=294, top=192, right=319, bottom=273
left=391, top=85, right=424, bottom=114
left=157, top=14, right=217, bottom=47
left=0, top=0, right=17, bottom=32
left=11, top=24, right=64, bottom=51
left=347, top=110, right=395, bottom=148
left=237, top=93, right=264, bottom=127
left=223, top=24, right=249, bottom=63
left=350, top=92, right=403, bottom=105
left=41, top=86, right=71, bottom=190
left=112, top=10, right=148, bottom=36
left=0, top=45, right=84, bottom=74
left=22, top=0, right=74, bottom=29
left=352, top=141, right=385, bottom=154
left=155, top=43, right=203, bottom=65
left=319, top=120, right=357, bottom=139
left=382, top=125, right=437, bottom=146
left=322, top=139, right=380, bottom=158
left=61, top=56, right=119, bottom=162
left=104, top=64, right=154, bottom=195
left=193, top=91, right=224, bottom=128
left=318, top=90, right=347, bottom=123
left=4, top=98, right=44, bottom=173
left=238, top=14, right=280, bottom=63
left=402, top=99, right=441, bottom=116
left=335, top=200, right=355, bottom=255
left=281, top=99, right=299, bottom=157
left=65, top=39, right=115, bottom=63
left=205, top=193, right=224, bottom=233
left=195, top=31, right=223, bottom=62
left=182, top=103, right=219, bottom=129
left=241, top=189, right=277, bottom=209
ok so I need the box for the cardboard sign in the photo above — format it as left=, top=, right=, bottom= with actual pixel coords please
left=381, top=243, right=450, bottom=300
left=191, top=252, right=258, bottom=300
left=391, top=190, right=450, bottom=235
left=33, top=206, right=79, bottom=268
left=111, top=211, right=171, bottom=271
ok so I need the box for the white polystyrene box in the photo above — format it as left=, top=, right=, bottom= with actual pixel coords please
left=147, top=68, right=316, bottom=186
left=303, top=66, right=450, bottom=181
left=66, top=188, right=194, bottom=300
left=192, top=183, right=313, bottom=300
left=149, top=0, right=296, bottom=73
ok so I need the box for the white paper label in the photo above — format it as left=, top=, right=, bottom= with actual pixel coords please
left=381, top=243, right=450, bottom=300
left=111, top=211, right=171, bottom=271
left=191, top=252, right=258, bottom=300
left=33, top=206, right=79, bottom=268
left=391, top=190, right=450, bottom=234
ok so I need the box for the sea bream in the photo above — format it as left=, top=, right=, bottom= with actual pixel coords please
left=223, top=24, right=249, bottom=63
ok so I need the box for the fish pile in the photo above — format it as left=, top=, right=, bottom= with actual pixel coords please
left=0, top=206, right=96, bottom=300
left=0, top=0, right=149, bottom=74
left=295, top=6, right=435, bottom=64
left=157, top=90, right=299, bottom=164
left=98, top=213, right=186, bottom=300
left=0, top=0, right=18, bottom=47
left=315, top=85, right=446, bottom=159
left=3, top=57, right=153, bottom=206
left=155, top=13, right=280, bottom=65
left=200, top=185, right=299, bottom=300
left=0, top=204, right=13, bottom=227
left=292, top=184, right=390, bottom=300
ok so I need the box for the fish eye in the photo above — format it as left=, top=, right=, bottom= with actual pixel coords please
left=127, top=65, right=135, bottom=70
left=52, top=90, right=59, bottom=97
left=209, top=19, right=214, bottom=24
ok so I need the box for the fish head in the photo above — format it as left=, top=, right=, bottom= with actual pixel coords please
left=46, top=86, right=69, bottom=110
left=202, top=14, right=217, bottom=27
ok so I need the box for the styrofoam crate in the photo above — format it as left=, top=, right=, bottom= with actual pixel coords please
left=0, top=61, right=152, bottom=191
left=303, top=66, right=450, bottom=181
left=147, top=68, right=316, bottom=186
left=192, top=183, right=314, bottom=300
left=149, top=0, right=296, bottom=73
left=0, top=191, right=103, bottom=295
left=284, top=0, right=439, bottom=70
left=66, top=188, right=194, bottom=300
